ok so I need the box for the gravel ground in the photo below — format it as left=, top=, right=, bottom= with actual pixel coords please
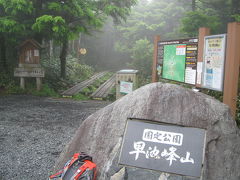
left=0, top=95, right=110, bottom=180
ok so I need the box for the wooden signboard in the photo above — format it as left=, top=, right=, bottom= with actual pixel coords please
left=14, top=67, right=45, bottom=78
left=14, top=39, right=44, bottom=90
left=19, top=39, right=42, bottom=65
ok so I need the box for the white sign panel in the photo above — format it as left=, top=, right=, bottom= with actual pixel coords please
left=34, top=49, right=39, bottom=57
left=185, top=67, right=196, bottom=85
left=202, top=34, right=226, bottom=91
left=196, top=62, right=203, bottom=85
left=14, top=67, right=45, bottom=77
left=120, top=81, right=133, bottom=94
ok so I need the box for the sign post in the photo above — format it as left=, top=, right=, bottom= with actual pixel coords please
left=152, top=36, right=160, bottom=82
left=223, top=22, right=240, bottom=116
left=196, top=28, right=210, bottom=87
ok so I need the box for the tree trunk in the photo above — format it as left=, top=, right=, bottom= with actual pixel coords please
left=192, top=0, right=196, bottom=11
left=0, top=35, right=7, bottom=71
left=231, top=0, right=240, bottom=15
left=49, top=40, right=53, bottom=58
left=34, top=0, right=43, bottom=43
left=60, top=39, right=68, bottom=79
left=76, top=33, right=81, bottom=59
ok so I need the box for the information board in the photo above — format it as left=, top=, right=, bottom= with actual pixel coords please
left=202, top=34, right=226, bottom=91
left=162, top=44, right=186, bottom=82
left=158, top=39, right=198, bottom=84
left=119, top=119, right=206, bottom=178
left=185, top=44, right=198, bottom=85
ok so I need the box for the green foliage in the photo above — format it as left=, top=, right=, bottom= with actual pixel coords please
left=41, top=55, right=94, bottom=91
left=180, top=0, right=240, bottom=35
left=181, top=11, right=220, bottom=37
left=47, top=2, right=62, bottom=12
left=32, top=15, right=67, bottom=41
left=72, top=93, right=89, bottom=101
left=0, top=72, right=14, bottom=89
left=113, top=0, right=186, bottom=83
left=202, top=89, right=223, bottom=102
left=236, top=98, right=240, bottom=127
left=66, top=55, right=94, bottom=83
left=30, top=0, right=137, bottom=43
left=7, top=84, right=59, bottom=97
left=108, top=86, right=116, bottom=101
left=31, top=84, right=59, bottom=97
left=0, top=0, right=33, bottom=15
left=0, top=0, right=33, bottom=40
left=0, top=18, right=25, bottom=33
left=127, top=38, right=153, bottom=78
left=232, top=14, right=240, bottom=22
left=0, top=0, right=137, bottom=78
left=0, top=71, right=59, bottom=97
left=116, top=0, right=186, bottom=42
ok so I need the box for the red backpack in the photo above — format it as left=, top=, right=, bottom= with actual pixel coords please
left=49, top=153, right=97, bottom=180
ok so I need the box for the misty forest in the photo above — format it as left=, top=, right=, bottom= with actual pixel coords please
left=0, top=0, right=240, bottom=100
left=1, top=1, right=240, bottom=179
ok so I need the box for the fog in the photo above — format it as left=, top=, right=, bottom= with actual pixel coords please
left=79, top=0, right=190, bottom=71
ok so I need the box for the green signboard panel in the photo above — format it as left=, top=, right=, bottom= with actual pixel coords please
left=162, top=44, right=186, bottom=82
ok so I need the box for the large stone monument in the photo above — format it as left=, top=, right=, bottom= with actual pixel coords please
left=54, top=83, right=240, bottom=180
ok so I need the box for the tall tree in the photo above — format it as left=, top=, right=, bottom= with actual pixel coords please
left=192, top=0, right=196, bottom=11
left=0, top=0, right=137, bottom=78
left=112, top=0, right=186, bottom=76
left=32, top=0, right=137, bottom=79
left=0, top=0, right=33, bottom=71
left=181, top=0, right=240, bottom=36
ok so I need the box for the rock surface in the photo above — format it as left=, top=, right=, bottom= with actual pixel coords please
left=54, top=83, right=240, bottom=180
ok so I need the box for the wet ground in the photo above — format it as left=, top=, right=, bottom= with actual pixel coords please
left=0, top=95, right=110, bottom=180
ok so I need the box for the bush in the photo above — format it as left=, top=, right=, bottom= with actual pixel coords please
left=31, top=84, right=59, bottom=97
left=66, top=55, right=94, bottom=83
left=72, top=93, right=89, bottom=100
left=41, top=55, right=94, bottom=92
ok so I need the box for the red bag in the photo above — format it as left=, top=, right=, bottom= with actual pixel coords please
left=49, top=153, right=97, bottom=180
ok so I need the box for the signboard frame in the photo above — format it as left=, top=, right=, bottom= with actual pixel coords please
left=201, top=34, right=227, bottom=92
left=119, top=118, right=206, bottom=178
left=157, top=38, right=198, bottom=85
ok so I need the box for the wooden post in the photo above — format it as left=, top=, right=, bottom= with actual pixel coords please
left=36, top=77, right=42, bottom=91
left=223, top=22, right=240, bottom=117
left=152, top=35, right=160, bottom=83
left=20, top=77, right=25, bottom=89
left=196, top=27, right=210, bottom=88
